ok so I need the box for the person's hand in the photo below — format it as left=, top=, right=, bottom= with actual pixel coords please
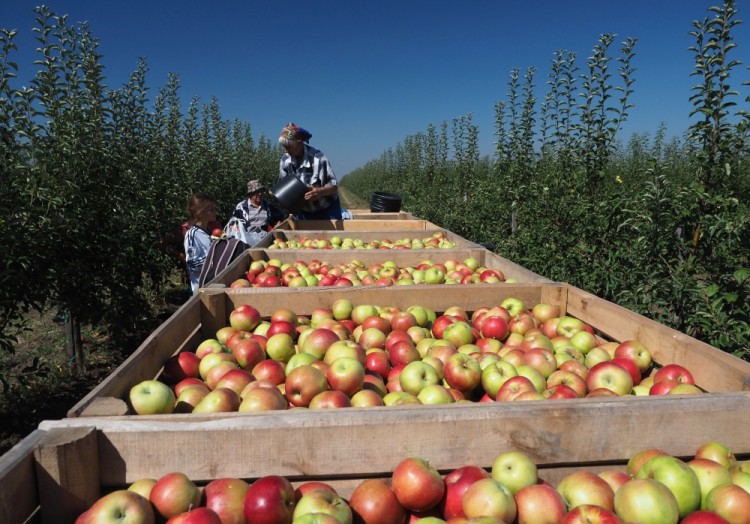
left=304, top=186, right=321, bottom=201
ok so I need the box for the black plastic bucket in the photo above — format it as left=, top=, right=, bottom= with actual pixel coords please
left=270, top=175, right=309, bottom=214
left=370, top=191, right=402, bottom=212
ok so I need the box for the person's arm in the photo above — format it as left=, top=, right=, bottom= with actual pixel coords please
left=305, top=152, right=338, bottom=201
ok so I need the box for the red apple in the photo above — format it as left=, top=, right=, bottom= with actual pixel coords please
left=391, top=457, right=446, bottom=512
left=515, top=483, right=566, bottom=524
left=440, top=465, right=491, bottom=520
left=149, top=472, right=202, bottom=519
left=613, top=340, right=653, bottom=373
left=161, top=352, right=202, bottom=384
left=202, top=477, right=249, bottom=524
left=586, top=361, right=633, bottom=396
left=285, top=365, right=329, bottom=407
left=561, top=504, right=624, bottom=523
left=244, top=475, right=295, bottom=524
left=653, top=363, right=695, bottom=385
left=349, top=478, right=407, bottom=524
left=239, top=386, right=288, bottom=411
left=229, top=304, right=261, bottom=332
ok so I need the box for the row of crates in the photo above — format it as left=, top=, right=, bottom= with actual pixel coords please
left=2, top=210, right=749, bottom=523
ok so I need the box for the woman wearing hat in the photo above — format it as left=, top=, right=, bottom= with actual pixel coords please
left=277, top=123, right=342, bottom=220
left=232, top=179, right=286, bottom=241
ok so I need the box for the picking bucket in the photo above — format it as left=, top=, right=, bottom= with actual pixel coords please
left=370, top=191, right=402, bottom=212
left=271, top=175, right=309, bottom=214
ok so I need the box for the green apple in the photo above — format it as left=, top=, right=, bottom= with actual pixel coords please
left=491, top=450, right=538, bottom=494
left=129, top=380, right=175, bottom=415
left=636, top=455, right=700, bottom=518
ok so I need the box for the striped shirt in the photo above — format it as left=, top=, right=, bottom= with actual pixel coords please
left=183, top=225, right=211, bottom=295
left=279, top=144, right=338, bottom=213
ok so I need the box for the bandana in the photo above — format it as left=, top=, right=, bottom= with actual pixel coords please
left=279, top=123, right=312, bottom=146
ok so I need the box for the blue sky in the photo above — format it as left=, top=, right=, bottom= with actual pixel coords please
left=2, top=1, right=748, bottom=177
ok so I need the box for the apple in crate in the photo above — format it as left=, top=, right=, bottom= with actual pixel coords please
left=440, top=465, right=490, bottom=520
left=636, top=455, right=701, bottom=517
left=293, top=489, right=352, bottom=523
left=75, top=489, right=155, bottom=524
left=166, top=507, right=222, bottom=523
left=229, top=304, right=261, bottom=332
left=560, top=504, right=624, bottom=523
left=244, top=475, right=295, bottom=524
left=556, top=471, right=616, bottom=512
left=349, top=478, right=407, bottom=524
left=515, top=483, right=566, bottom=524
left=129, top=380, right=176, bottom=415
left=491, top=451, right=538, bottom=495
left=391, top=457, right=445, bottom=512
left=461, top=478, right=517, bottom=521
left=613, top=478, right=679, bottom=524
left=202, top=477, right=249, bottom=524
left=150, top=472, right=202, bottom=519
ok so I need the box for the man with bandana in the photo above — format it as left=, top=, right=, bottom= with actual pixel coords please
left=278, top=123, right=342, bottom=220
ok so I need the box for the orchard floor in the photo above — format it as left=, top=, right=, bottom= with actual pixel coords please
left=0, top=277, right=188, bottom=456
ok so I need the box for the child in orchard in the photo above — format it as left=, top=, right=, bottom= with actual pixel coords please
left=183, top=194, right=217, bottom=295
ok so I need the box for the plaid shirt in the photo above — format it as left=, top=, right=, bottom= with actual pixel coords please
left=279, top=144, right=338, bottom=213
left=183, top=225, right=211, bottom=295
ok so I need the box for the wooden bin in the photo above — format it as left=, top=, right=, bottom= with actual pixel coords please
left=67, top=283, right=750, bottom=419
left=277, top=217, right=440, bottom=231
left=344, top=209, right=416, bottom=220
left=207, top=247, right=552, bottom=288
left=255, top=229, right=480, bottom=249
left=4, top=393, right=750, bottom=524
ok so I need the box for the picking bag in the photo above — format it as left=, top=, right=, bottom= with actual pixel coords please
left=198, top=237, right=248, bottom=287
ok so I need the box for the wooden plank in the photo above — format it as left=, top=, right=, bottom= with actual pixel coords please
left=67, top=295, right=203, bottom=417
left=41, top=392, right=750, bottom=486
left=33, top=427, right=99, bottom=524
left=564, top=285, right=750, bottom=392
left=0, top=429, right=45, bottom=524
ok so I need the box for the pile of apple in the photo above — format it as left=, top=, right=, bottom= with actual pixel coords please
left=129, top=297, right=704, bottom=416
left=75, top=441, right=750, bottom=523
left=230, top=257, right=514, bottom=288
left=267, top=231, right=458, bottom=250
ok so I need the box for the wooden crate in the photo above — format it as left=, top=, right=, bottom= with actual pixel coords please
left=255, top=228, right=480, bottom=249
left=278, top=217, right=440, bottom=231
left=4, top=394, right=750, bottom=524
left=207, top=247, right=552, bottom=288
left=344, top=209, right=416, bottom=220
left=67, top=283, right=750, bottom=419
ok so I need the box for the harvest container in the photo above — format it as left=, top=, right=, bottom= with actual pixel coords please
left=276, top=216, right=441, bottom=231
left=256, top=228, right=480, bottom=249
left=344, top=209, right=416, bottom=220
left=3, top=395, right=750, bottom=524
left=207, top=247, right=552, bottom=288
left=67, top=283, right=750, bottom=419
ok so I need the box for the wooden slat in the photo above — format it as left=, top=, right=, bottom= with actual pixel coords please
left=41, top=393, right=750, bottom=486
left=67, top=295, right=203, bottom=417
left=564, top=285, right=750, bottom=392
left=33, top=427, right=99, bottom=524
left=0, top=429, right=45, bottom=524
